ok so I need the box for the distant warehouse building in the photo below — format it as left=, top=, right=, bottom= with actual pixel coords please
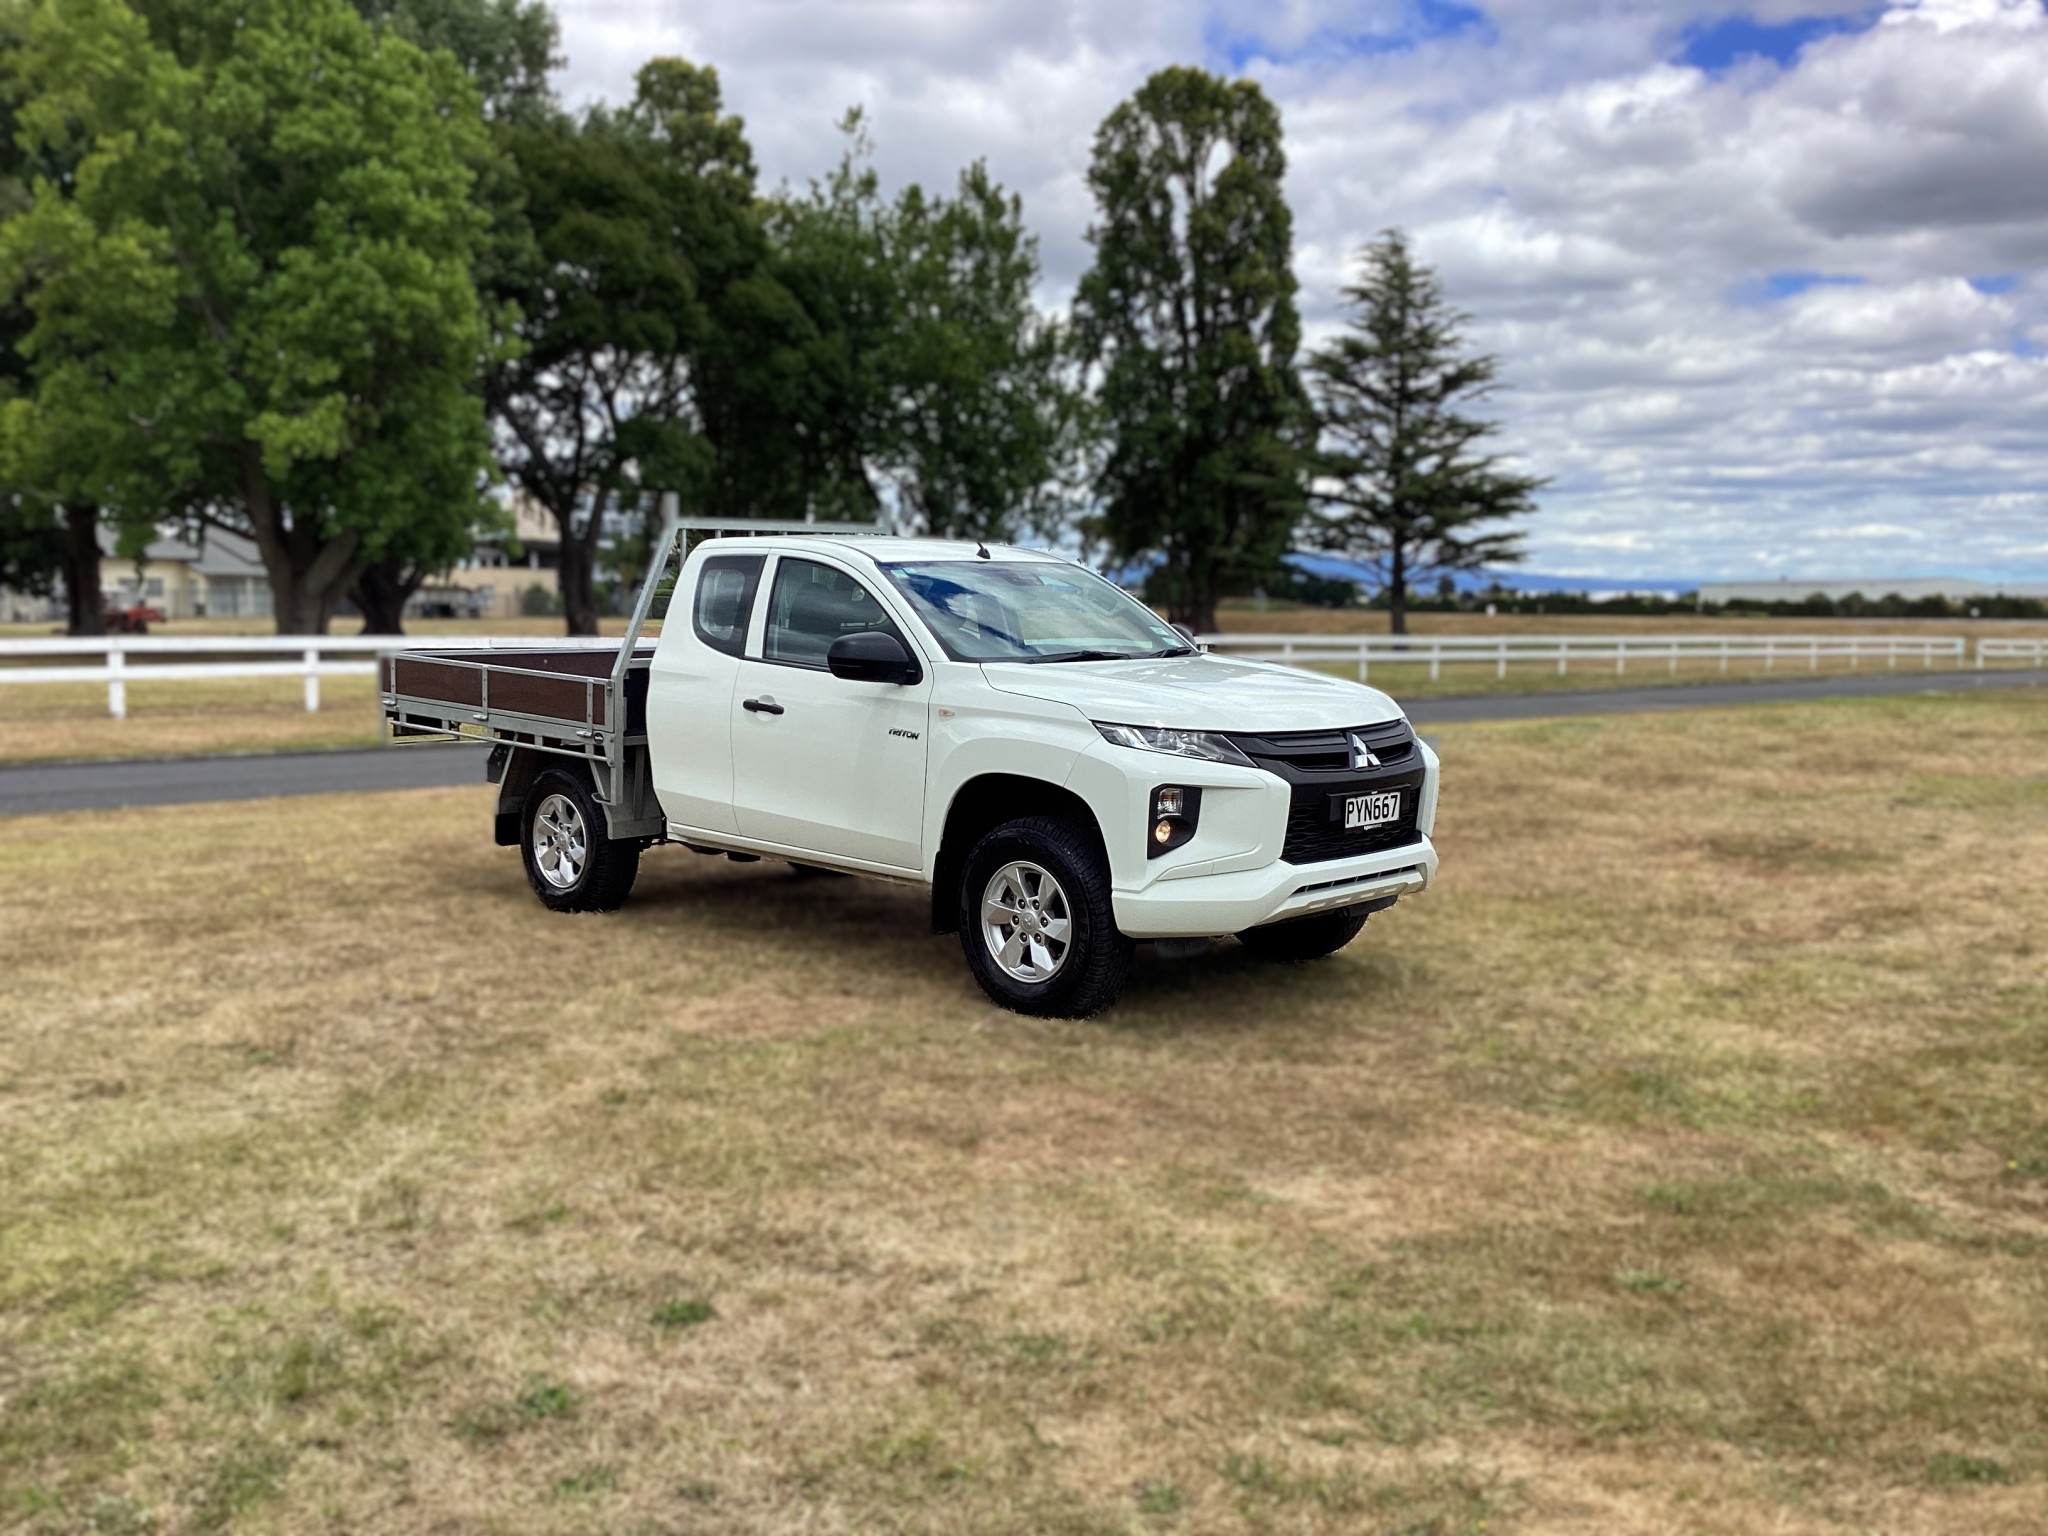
left=1697, top=576, right=2048, bottom=605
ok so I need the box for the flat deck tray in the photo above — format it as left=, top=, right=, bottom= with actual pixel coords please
left=383, top=648, right=652, bottom=729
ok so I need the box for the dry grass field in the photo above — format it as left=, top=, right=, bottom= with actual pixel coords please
left=0, top=677, right=386, bottom=762
left=4, top=693, right=2045, bottom=1534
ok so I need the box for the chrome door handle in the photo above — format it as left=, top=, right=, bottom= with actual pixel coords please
left=742, top=696, right=784, bottom=715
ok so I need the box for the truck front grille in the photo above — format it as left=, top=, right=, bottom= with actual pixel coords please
left=1229, top=719, right=1415, bottom=774
left=1225, top=720, right=1426, bottom=866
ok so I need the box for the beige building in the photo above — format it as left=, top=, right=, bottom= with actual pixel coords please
left=101, top=528, right=271, bottom=619
left=429, top=492, right=562, bottom=619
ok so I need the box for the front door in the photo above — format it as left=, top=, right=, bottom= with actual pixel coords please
left=730, top=556, right=932, bottom=870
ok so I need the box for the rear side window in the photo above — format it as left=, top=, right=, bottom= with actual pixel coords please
left=692, top=555, right=765, bottom=658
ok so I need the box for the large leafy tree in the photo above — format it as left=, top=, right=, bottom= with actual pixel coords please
left=354, top=0, right=556, bottom=122
left=704, top=115, right=1076, bottom=541
left=1306, top=229, right=1544, bottom=635
left=2, top=0, right=496, bottom=634
left=342, top=0, right=558, bottom=631
left=490, top=58, right=752, bottom=635
left=730, top=120, right=898, bottom=525
left=886, top=161, right=1078, bottom=541
left=0, top=5, right=119, bottom=634
left=1072, top=66, right=1308, bottom=634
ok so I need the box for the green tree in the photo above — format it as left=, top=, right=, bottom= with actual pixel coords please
left=731, top=117, right=895, bottom=524
left=2, top=0, right=497, bottom=634
left=885, top=161, right=1078, bottom=541
left=0, top=5, right=112, bottom=633
left=490, top=58, right=751, bottom=635
left=354, top=0, right=557, bottom=121
left=343, top=0, right=557, bottom=631
left=706, top=114, right=1076, bottom=541
left=1305, top=229, right=1543, bottom=635
left=1072, top=66, right=1308, bottom=634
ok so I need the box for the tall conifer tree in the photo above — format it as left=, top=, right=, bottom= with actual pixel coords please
left=1073, top=67, right=1308, bottom=633
left=1307, top=230, right=1543, bottom=634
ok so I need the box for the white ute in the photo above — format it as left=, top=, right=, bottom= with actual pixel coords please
left=380, top=525, right=1440, bottom=1016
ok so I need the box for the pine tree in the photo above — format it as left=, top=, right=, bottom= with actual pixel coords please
left=1307, top=230, right=1543, bottom=635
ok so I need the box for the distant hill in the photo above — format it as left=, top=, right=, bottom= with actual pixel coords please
left=1283, top=552, right=1694, bottom=597
left=1102, top=550, right=1695, bottom=598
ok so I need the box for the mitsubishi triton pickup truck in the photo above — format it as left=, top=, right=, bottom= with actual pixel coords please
left=380, top=527, right=1440, bottom=1017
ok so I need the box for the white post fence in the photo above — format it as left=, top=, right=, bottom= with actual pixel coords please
left=1977, top=638, right=2048, bottom=669
left=0, top=635, right=622, bottom=718
left=0, top=631, right=2037, bottom=719
left=1197, top=632, right=1976, bottom=681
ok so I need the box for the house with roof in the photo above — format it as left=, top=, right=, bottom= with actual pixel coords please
left=98, top=527, right=272, bottom=620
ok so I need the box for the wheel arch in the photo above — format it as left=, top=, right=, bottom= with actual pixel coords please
left=492, top=748, right=602, bottom=845
left=930, top=773, right=1109, bottom=934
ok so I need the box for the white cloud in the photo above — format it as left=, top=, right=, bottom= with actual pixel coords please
left=546, top=0, right=2048, bottom=582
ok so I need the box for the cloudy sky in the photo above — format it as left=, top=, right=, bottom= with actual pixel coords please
left=548, top=0, right=2046, bottom=581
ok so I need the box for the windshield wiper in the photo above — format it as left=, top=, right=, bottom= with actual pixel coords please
left=1149, top=645, right=1197, bottom=658
left=1020, top=649, right=1137, bottom=664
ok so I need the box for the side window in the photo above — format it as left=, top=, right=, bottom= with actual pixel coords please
left=691, top=555, right=765, bottom=658
left=763, top=558, right=904, bottom=667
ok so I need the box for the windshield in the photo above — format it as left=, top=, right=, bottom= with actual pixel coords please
left=879, top=560, right=1190, bottom=663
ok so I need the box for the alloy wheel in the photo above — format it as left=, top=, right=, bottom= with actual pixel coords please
left=531, top=792, right=588, bottom=889
left=980, top=860, right=1073, bottom=982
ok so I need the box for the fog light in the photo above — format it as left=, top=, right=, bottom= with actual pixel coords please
left=1147, top=785, right=1202, bottom=859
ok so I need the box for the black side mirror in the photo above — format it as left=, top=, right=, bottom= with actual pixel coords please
left=827, top=630, right=921, bottom=685
left=1172, top=623, right=1203, bottom=651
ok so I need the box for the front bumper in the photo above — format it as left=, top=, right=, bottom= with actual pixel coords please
left=1111, top=837, right=1437, bottom=939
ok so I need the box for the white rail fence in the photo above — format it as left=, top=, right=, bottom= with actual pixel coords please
left=1977, top=637, right=2048, bottom=668
left=0, top=631, right=2036, bottom=719
left=1200, top=632, right=1971, bottom=682
left=0, top=635, right=620, bottom=719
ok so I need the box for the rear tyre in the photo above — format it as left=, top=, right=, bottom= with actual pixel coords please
left=520, top=768, right=641, bottom=913
left=959, top=816, right=1131, bottom=1018
left=1235, top=908, right=1368, bottom=962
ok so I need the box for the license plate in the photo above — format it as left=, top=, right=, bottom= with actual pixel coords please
left=1341, top=790, right=1402, bottom=831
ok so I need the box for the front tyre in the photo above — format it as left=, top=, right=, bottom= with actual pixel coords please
left=520, top=768, right=641, bottom=913
left=958, top=816, right=1131, bottom=1018
left=1235, top=907, right=1368, bottom=962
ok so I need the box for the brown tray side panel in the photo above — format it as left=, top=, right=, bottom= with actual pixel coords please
left=432, top=649, right=620, bottom=678
left=390, top=656, right=484, bottom=709
left=487, top=669, right=603, bottom=726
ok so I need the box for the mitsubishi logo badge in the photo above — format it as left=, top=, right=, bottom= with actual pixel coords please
left=1348, top=732, right=1380, bottom=770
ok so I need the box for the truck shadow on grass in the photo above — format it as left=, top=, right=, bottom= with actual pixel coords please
left=430, top=849, right=1408, bottom=1028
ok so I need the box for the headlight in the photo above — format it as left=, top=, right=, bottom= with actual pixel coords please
left=1094, top=722, right=1253, bottom=767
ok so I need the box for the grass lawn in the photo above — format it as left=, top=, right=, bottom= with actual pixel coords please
left=0, top=677, right=386, bottom=763
left=3, top=693, right=2045, bottom=1533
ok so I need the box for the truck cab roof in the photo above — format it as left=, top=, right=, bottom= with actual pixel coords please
left=705, top=536, right=1065, bottom=569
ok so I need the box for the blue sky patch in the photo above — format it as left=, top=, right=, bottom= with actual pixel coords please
left=1733, top=271, right=1866, bottom=304
left=1677, top=10, right=1880, bottom=73
left=1209, top=0, right=1491, bottom=72
left=1969, top=274, right=2020, bottom=296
